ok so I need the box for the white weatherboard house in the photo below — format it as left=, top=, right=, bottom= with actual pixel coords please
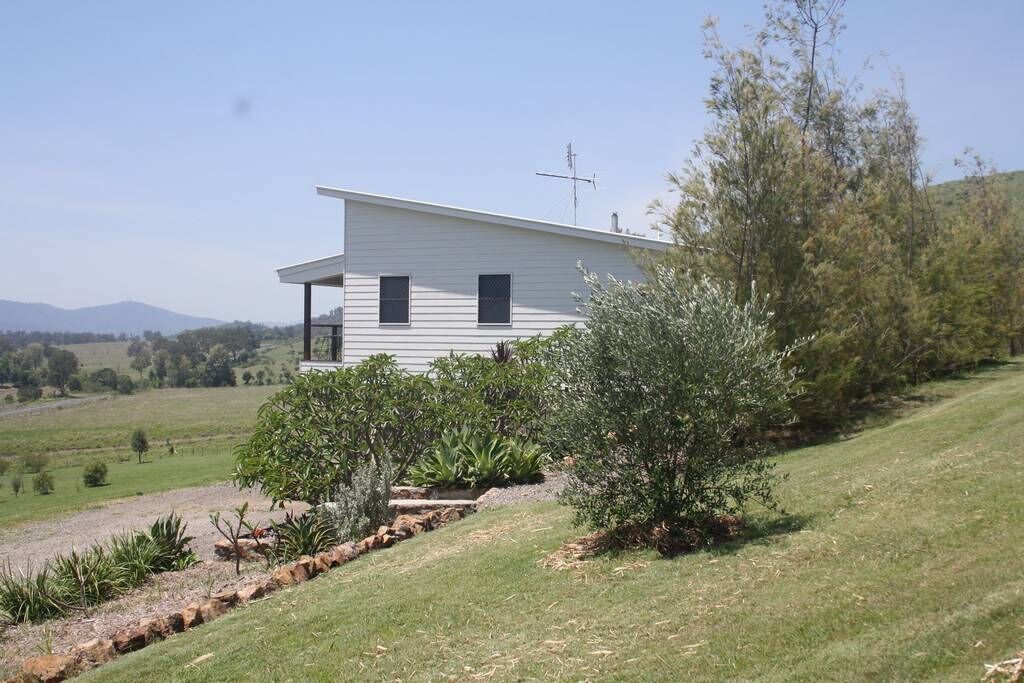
left=277, top=187, right=669, bottom=373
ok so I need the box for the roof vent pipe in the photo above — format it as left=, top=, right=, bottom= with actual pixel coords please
left=611, top=212, right=620, bottom=233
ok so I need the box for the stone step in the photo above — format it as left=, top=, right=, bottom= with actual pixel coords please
left=391, top=485, right=487, bottom=501
left=388, top=498, right=477, bottom=514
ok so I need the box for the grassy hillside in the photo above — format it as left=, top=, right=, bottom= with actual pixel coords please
left=0, top=385, right=276, bottom=465
left=0, top=448, right=235, bottom=527
left=233, top=337, right=302, bottom=383
left=86, top=361, right=1024, bottom=681
left=930, top=168, right=1024, bottom=221
left=59, top=341, right=134, bottom=374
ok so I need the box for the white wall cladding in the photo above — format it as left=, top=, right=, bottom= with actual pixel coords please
left=342, top=201, right=648, bottom=372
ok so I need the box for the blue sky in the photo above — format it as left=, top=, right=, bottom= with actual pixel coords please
left=2, top=1, right=1022, bottom=323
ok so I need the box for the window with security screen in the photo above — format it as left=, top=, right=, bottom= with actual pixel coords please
left=478, top=274, right=512, bottom=325
left=379, top=275, right=410, bottom=324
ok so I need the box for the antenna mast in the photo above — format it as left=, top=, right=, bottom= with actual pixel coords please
left=535, top=142, right=596, bottom=225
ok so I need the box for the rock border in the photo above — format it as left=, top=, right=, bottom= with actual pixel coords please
left=9, top=507, right=467, bottom=683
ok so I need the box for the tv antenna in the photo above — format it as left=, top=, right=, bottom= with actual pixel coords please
left=536, top=142, right=596, bottom=225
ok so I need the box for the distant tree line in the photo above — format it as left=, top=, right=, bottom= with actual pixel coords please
left=1, top=320, right=311, bottom=401
left=654, top=1, right=1024, bottom=428
left=0, top=330, right=123, bottom=346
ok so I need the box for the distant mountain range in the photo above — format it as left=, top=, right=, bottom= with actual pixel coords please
left=0, top=300, right=226, bottom=335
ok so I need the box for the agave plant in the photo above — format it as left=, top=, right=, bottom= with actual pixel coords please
left=147, top=513, right=198, bottom=571
left=408, top=430, right=468, bottom=488
left=502, top=440, right=548, bottom=484
left=272, top=512, right=338, bottom=562
left=463, top=434, right=510, bottom=488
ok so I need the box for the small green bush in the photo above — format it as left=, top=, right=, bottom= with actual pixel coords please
left=32, top=471, right=55, bottom=496
left=11, top=474, right=23, bottom=497
left=83, top=461, right=108, bottom=488
left=16, top=385, right=42, bottom=403
left=21, top=453, right=49, bottom=474
left=273, top=512, right=338, bottom=562
left=331, top=458, right=392, bottom=543
left=116, top=375, right=135, bottom=395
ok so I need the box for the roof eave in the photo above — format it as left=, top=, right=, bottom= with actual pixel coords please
left=315, top=186, right=668, bottom=252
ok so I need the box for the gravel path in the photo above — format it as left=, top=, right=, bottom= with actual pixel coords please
left=0, top=483, right=307, bottom=568
left=475, top=472, right=567, bottom=509
left=0, top=395, right=108, bottom=419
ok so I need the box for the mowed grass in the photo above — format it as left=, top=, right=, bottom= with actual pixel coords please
left=85, top=362, right=1024, bottom=681
left=0, top=447, right=235, bottom=527
left=0, top=385, right=276, bottom=465
left=59, top=341, right=134, bottom=374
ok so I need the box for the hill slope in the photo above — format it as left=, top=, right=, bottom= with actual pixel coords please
left=86, top=361, right=1024, bottom=681
left=930, top=168, right=1024, bottom=220
left=0, top=300, right=224, bottom=335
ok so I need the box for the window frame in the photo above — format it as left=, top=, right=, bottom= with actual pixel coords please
left=476, top=273, right=513, bottom=326
left=378, top=274, right=412, bottom=326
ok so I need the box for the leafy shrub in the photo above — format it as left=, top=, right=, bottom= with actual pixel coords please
left=67, top=375, right=83, bottom=392
left=16, top=385, right=42, bottom=403
left=236, top=355, right=435, bottom=505
left=83, top=460, right=108, bottom=487
left=546, top=268, right=797, bottom=552
left=331, top=458, right=392, bottom=542
left=10, top=474, right=22, bottom=497
left=21, top=453, right=49, bottom=473
left=90, top=368, right=119, bottom=390
left=32, top=471, right=54, bottom=495
left=426, top=336, right=554, bottom=442
left=273, top=512, right=338, bottom=562
left=116, top=375, right=135, bottom=395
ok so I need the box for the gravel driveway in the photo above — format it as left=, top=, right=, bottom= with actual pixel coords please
left=0, top=483, right=307, bottom=569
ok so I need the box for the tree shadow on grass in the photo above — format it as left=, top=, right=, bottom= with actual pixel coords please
left=704, top=512, right=816, bottom=558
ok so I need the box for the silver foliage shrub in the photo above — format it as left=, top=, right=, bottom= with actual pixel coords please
left=546, top=265, right=798, bottom=544
left=331, top=457, right=392, bottom=542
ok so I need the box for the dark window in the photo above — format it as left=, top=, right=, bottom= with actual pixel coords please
left=478, top=274, right=512, bottom=324
left=379, top=275, right=409, bottom=324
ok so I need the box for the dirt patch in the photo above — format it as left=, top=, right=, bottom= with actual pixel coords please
left=0, top=483, right=307, bottom=568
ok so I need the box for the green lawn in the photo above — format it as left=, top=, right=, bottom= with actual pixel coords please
left=0, top=385, right=276, bottom=466
left=85, top=361, right=1024, bottom=681
left=59, top=341, right=134, bottom=374
left=0, top=448, right=235, bottom=527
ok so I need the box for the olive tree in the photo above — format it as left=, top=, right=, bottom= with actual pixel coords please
left=546, top=266, right=797, bottom=551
